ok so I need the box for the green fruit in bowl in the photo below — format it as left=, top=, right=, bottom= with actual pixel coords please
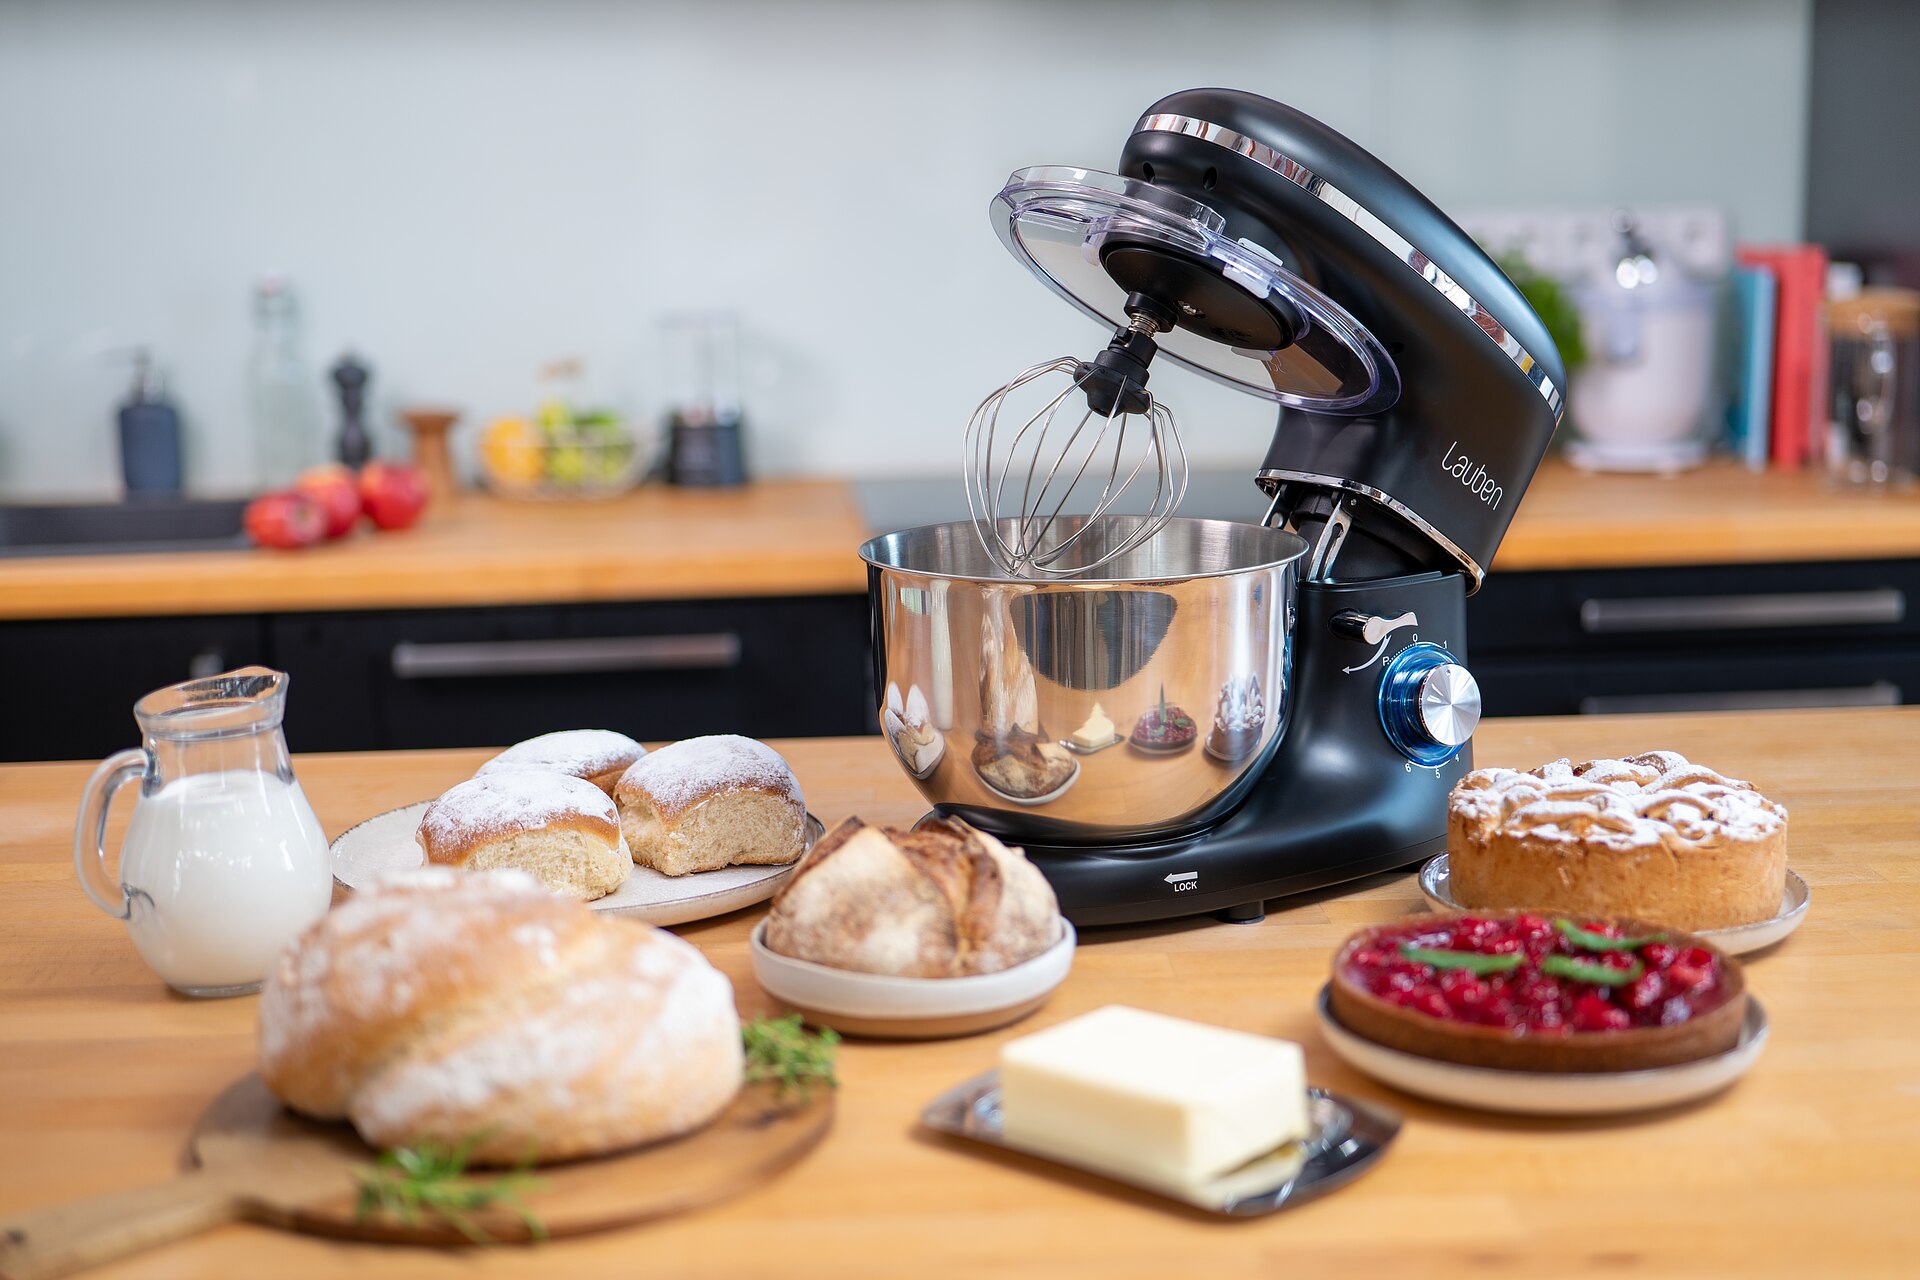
left=547, top=444, right=588, bottom=485
left=585, top=442, right=634, bottom=483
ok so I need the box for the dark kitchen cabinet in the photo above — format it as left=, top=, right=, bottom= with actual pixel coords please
left=1468, top=559, right=1920, bottom=716
left=0, top=614, right=270, bottom=761
left=0, top=596, right=871, bottom=763
left=269, top=596, right=872, bottom=752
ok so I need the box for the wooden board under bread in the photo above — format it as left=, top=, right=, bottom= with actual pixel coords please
left=0, top=1075, right=832, bottom=1279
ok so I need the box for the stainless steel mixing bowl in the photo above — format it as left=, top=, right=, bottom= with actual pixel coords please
left=858, top=516, right=1308, bottom=844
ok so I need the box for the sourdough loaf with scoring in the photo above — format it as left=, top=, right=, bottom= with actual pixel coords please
left=764, top=816, right=1060, bottom=977
left=1447, top=750, right=1788, bottom=931
left=416, top=771, right=630, bottom=901
left=258, top=868, right=742, bottom=1164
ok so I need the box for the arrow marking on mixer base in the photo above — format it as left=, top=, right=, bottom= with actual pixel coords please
left=1164, top=872, right=1198, bottom=884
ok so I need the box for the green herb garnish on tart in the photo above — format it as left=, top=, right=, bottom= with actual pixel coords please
left=1552, top=918, right=1667, bottom=953
left=352, top=1134, right=546, bottom=1243
left=1397, top=944, right=1526, bottom=975
left=1541, top=954, right=1644, bottom=986
left=743, top=1013, right=840, bottom=1100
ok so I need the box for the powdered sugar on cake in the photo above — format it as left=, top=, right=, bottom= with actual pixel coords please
left=417, top=772, right=617, bottom=852
left=1452, top=750, right=1787, bottom=849
left=476, top=729, right=645, bottom=781
left=616, top=734, right=802, bottom=816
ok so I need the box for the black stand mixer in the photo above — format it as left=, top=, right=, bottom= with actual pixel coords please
left=861, top=88, right=1564, bottom=927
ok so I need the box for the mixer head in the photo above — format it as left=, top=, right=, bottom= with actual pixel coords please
left=974, top=92, right=1566, bottom=589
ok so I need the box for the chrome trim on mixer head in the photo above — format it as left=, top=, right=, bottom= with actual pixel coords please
left=1134, top=114, right=1565, bottom=424
left=1257, top=468, right=1487, bottom=590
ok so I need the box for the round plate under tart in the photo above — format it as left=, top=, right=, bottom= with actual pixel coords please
left=1418, top=853, right=1812, bottom=957
left=1329, top=912, right=1748, bottom=1074
left=749, top=917, right=1076, bottom=1040
left=331, top=802, right=824, bottom=927
left=1317, top=987, right=1769, bottom=1116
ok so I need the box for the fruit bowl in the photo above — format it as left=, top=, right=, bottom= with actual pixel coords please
left=480, top=415, right=646, bottom=500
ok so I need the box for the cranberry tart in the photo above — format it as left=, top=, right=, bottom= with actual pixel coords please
left=1329, top=912, right=1747, bottom=1073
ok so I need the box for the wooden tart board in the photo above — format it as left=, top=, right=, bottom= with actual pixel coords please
left=0, top=1075, right=832, bottom=1277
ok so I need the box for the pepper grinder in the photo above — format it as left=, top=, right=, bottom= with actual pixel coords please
left=330, top=353, right=372, bottom=469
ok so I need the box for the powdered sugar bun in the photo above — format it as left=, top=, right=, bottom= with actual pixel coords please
left=417, top=772, right=630, bottom=901
left=476, top=729, right=647, bottom=793
left=258, top=869, right=743, bottom=1164
left=615, top=735, right=807, bottom=878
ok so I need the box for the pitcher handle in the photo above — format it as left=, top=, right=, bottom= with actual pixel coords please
left=73, top=748, right=148, bottom=920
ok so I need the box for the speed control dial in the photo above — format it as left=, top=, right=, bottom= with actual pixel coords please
left=1378, top=642, right=1481, bottom=765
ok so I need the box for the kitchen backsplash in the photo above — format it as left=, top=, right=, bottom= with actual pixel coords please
left=0, top=0, right=1811, bottom=498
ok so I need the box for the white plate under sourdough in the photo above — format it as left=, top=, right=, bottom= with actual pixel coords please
left=1418, top=853, right=1812, bottom=957
left=1315, top=986, right=1770, bottom=1117
left=331, top=801, right=824, bottom=927
left=749, top=917, right=1076, bottom=1039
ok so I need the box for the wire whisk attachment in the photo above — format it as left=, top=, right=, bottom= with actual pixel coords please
left=963, top=305, right=1189, bottom=578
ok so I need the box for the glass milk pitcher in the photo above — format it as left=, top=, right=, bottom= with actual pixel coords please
left=73, top=667, right=332, bottom=997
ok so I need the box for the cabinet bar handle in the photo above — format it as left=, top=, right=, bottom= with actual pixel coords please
left=1579, top=588, right=1905, bottom=634
left=1577, top=682, right=1902, bottom=716
left=391, top=634, right=742, bottom=679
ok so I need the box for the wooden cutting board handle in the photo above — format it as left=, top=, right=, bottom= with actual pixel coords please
left=0, top=1169, right=242, bottom=1280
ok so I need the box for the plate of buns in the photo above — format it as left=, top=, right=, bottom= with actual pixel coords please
left=1424, top=749, right=1809, bottom=955
left=331, top=730, right=824, bottom=926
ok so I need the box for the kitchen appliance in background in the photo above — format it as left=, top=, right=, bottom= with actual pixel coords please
left=116, top=347, right=183, bottom=496
left=1565, top=210, right=1720, bottom=472
left=249, top=274, right=321, bottom=488
left=861, top=88, right=1564, bottom=926
left=329, top=353, right=373, bottom=469
left=661, top=312, right=747, bottom=487
left=1825, top=286, right=1920, bottom=486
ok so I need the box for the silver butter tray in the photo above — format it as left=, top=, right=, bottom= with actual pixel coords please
left=919, top=1070, right=1399, bottom=1216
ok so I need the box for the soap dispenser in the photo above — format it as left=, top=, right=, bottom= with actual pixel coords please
left=117, top=347, right=183, bottom=497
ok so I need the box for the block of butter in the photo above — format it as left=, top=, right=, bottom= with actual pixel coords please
left=998, top=1005, right=1309, bottom=1191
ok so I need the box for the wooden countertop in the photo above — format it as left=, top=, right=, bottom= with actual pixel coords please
left=1491, top=458, right=1920, bottom=572
left=2, top=710, right=1914, bottom=1278
left=1, top=460, right=1918, bottom=621
left=0, top=480, right=871, bottom=621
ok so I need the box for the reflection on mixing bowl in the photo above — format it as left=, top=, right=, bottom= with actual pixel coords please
left=859, top=516, right=1305, bottom=844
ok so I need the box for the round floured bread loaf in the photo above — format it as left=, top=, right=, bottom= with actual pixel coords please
left=417, top=772, right=630, bottom=901
left=476, top=729, right=647, bottom=794
left=258, top=868, right=742, bottom=1164
left=1448, top=750, right=1789, bottom=930
left=764, top=816, right=1060, bottom=977
left=614, top=735, right=806, bottom=878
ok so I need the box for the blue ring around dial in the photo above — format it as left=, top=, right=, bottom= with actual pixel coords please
left=1378, top=642, right=1468, bottom=766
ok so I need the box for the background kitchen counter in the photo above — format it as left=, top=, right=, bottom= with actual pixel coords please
left=7, top=461, right=1920, bottom=760
left=0, top=710, right=1912, bottom=1280
left=0, top=462, right=1915, bottom=622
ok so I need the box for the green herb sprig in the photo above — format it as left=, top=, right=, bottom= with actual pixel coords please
left=1399, top=943, right=1525, bottom=976
left=1553, top=917, right=1667, bottom=952
left=1542, top=954, right=1643, bottom=987
left=743, top=1013, right=840, bottom=1101
left=353, top=1134, right=546, bottom=1244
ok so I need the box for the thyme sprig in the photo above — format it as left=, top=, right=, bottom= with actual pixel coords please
left=352, top=1133, right=547, bottom=1244
left=743, top=1013, right=840, bottom=1101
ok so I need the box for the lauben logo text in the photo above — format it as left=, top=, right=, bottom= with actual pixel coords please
left=1441, top=440, right=1503, bottom=510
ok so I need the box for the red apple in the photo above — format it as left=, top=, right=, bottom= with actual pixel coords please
left=244, top=491, right=326, bottom=550
left=357, top=461, right=429, bottom=531
left=293, top=465, right=363, bottom=539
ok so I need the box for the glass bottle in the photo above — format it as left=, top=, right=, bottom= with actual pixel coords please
left=249, top=273, right=320, bottom=487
